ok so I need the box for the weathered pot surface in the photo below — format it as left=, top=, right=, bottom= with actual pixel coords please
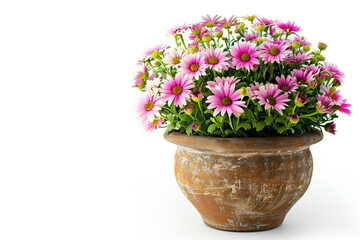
left=165, top=129, right=323, bottom=231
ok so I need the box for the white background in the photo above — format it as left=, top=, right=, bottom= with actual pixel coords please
left=0, top=0, right=359, bottom=239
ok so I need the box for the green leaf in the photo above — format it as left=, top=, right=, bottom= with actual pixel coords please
left=225, top=129, right=233, bottom=135
left=254, top=121, right=266, bottom=131
left=204, top=109, right=213, bottom=115
left=237, top=122, right=251, bottom=131
left=207, top=124, right=217, bottom=134
left=265, top=115, right=273, bottom=125
left=276, top=117, right=287, bottom=124
left=185, top=125, right=193, bottom=135
left=289, top=127, right=295, bottom=134
left=278, top=125, right=287, bottom=134
left=244, top=109, right=256, bottom=122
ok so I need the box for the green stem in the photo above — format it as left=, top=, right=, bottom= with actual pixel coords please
left=179, top=35, right=188, bottom=49
left=161, top=106, right=177, bottom=116
left=228, top=115, right=235, bottom=133
left=174, top=36, right=179, bottom=48
left=198, top=101, right=204, bottom=115
left=300, top=111, right=318, bottom=118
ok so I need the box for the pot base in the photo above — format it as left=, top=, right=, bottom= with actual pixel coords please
left=202, top=212, right=286, bottom=231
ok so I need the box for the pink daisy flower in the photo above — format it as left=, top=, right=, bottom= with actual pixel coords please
left=219, top=16, right=237, bottom=29
left=160, top=74, right=195, bottom=108
left=189, top=28, right=211, bottom=41
left=336, top=99, right=351, bottom=115
left=259, top=41, right=292, bottom=64
left=190, top=23, right=203, bottom=36
left=146, top=117, right=164, bottom=132
left=168, top=24, right=188, bottom=36
left=138, top=90, right=164, bottom=123
left=144, top=45, right=168, bottom=59
left=316, top=95, right=334, bottom=114
left=256, top=17, right=275, bottom=26
left=207, top=76, right=240, bottom=90
left=230, top=42, right=261, bottom=71
left=324, top=122, right=336, bottom=134
left=203, top=47, right=230, bottom=72
left=244, top=32, right=259, bottom=42
left=202, top=14, right=222, bottom=28
left=247, top=82, right=264, bottom=100
left=305, top=65, right=321, bottom=75
left=180, top=52, right=207, bottom=80
left=206, top=82, right=247, bottom=117
left=277, top=21, right=301, bottom=34
left=284, top=51, right=313, bottom=65
left=163, top=49, right=187, bottom=67
left=291, top=68, right=314, bottom=86
left=321, top=86, right=343, bottom=105
left=324, top=62, right=345, bottom=83
left=133, top=63, right=149, bottom=88
left=254, top=83, right=290, bottom=115
left=293, top=36, right=311, bottom=46
left=275, top=75, right=298, bottom=93
left=294, top=92, right=310, bottom=107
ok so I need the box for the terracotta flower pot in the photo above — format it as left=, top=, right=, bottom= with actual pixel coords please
left=164, top=129, right=323, bottom=231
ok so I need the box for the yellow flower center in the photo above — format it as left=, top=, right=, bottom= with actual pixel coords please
left=145, top=101, right=154, bottom=111
left=269, top=47, right=280, bottom=56
left=172, top=86, right=183, bottom=95
left=151, top=119, right=159, bottom=127
left=281, top=85, right=290, bottom=91
left=190, top=63, right=199, bottom=72
left=297, top=78, right=306, bottom=85
left=240, top=53, right=250, bottom=62
left=221, top=97, right=232, bottom=106
left=173, top=57, right=181, bottom=65
left=266, top=97, right=276, bottom=105
left=208, top=57, right=219, bottom=65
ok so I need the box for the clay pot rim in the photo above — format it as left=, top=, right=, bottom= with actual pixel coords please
left=164, top=128, right=323, bottom=154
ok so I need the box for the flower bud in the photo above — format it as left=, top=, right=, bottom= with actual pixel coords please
left=292, top=41, right=301, bottom=48
left=310, top=57, right=317, bottom=64
left=324, top=122, right=336, bottom=134
left=137, top=81, right=146, bottom=90
left=238, top=22, right=245, bottom=28
left=151, top=50, right=161, bottom=59
left=308, top=79, right=318, bottom=89
left=236, top=35, right=241, bottom=40
left=303, top=45, right=311, bottom=52
left=214, top=28, right=223, bottom=37
left=221, top=37, right=227, bottom=40
left=318, top=42, right=327, bottom=51
left=252, top=64, right=259, bottom=71
left=202, top=32, right=212, bottom=42
left=240, top=87, right=249, bottom=96
left=184, top=103, right=194, bottom=115
left=333, top=79, right=341, bottom=87
left=193, top=36, right=200, bottom=42
left=314, top=51, right=321, bottom=56
left=289, top=114, right=299, bottom=124
left=191, top=123, right=199, bottom=131
left=191, top=89, right=203, bottom=102
left=330, top=87, right=337, bottom=94
left=318, top=55, right=325, bottom=61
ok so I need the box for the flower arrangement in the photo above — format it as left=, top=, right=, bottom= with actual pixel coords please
left=134, top=15, right=351, bottom=137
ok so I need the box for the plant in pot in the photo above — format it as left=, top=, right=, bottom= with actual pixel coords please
left=133, top=14, right=351, bottom=231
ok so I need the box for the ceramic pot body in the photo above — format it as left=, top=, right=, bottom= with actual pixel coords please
left=165, top=130, right=323, bottom=231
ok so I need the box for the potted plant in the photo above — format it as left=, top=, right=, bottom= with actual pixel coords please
left=133, top=14, right=351, bottom=231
